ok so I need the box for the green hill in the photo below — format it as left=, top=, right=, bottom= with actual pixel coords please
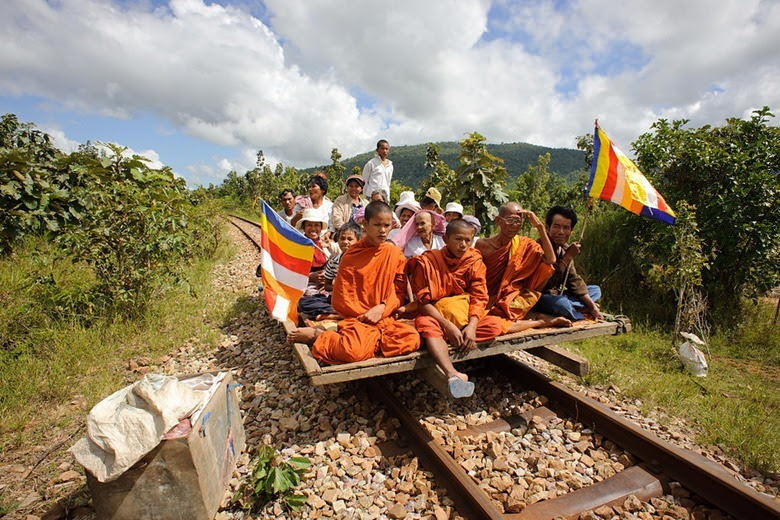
left=305, top=141, right=586, bottom=189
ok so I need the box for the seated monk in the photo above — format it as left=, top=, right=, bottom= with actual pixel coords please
left=475, top=202, right=572, bottom=333
left=287, top=201, right=420, bottom=364
left=408, top=219, right=503, bottom=398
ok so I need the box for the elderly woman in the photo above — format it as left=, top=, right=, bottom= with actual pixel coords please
left=291, top=173, right=333, bottom=231
left=331, top=174, right=368, bottom=230
left=395, top=210, right=446, bottom=258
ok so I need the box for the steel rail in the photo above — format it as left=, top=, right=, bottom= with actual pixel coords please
left=364, top=378, right=505, bottom=519
left=489, top=355, right=780, bottom=520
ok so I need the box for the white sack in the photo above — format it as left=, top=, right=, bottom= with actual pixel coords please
left=70, top=373, right=214, bottom=482
left=678, top=332, right=708, bottom=377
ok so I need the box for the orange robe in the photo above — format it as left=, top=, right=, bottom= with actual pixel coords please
left=408, top=247, right=502, bottom=342
left=482, top=236, right=555, bottom=332
left=311, top=238, right=420, bottom=364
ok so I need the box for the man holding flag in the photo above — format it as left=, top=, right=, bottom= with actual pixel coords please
left=533, top=206, right=603, bottom=321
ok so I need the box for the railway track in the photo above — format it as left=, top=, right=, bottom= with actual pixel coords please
left=229, top=213, right=780, bottom=520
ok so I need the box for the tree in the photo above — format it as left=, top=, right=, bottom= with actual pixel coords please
left=454, top=132, right=508, bottom=232
left=323, top=148, right=346, bottom=198
left=632, top=107, right=780, bottom=317
left=419, top=143, right=457, bottom=206
left=514, top=153, right=552, bottom=216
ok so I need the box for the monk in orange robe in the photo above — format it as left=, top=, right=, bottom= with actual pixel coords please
left=408, top=219, right=503, bottom=397
left=475, top=202, right=572, bottom=333
left=287, top=201, right=420, bottom=364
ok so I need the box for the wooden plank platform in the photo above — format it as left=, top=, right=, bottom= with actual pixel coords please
left=287, top=318, right=631, bottom=386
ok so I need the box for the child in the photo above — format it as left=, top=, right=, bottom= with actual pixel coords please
left=300, top=221, right=363, bottom=321
left=295, top=209, right=330, bottom=318
left=407, top=219, right=503, bottom=398
left=288, top=201, right=420, bottom=364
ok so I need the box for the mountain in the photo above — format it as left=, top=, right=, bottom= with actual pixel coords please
left=304, top=141, right=586, bottom=189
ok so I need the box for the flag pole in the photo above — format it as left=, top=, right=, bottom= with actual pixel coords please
left=559, top=199, right=592, bottom=291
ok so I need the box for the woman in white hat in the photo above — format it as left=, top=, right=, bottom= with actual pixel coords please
left=389, top=191, right=421, bottom=244
left=443, top=202, right=464, bottom=222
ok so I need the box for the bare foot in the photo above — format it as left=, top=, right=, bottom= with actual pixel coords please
left=546, top=316, right=572, bottom=328
left=315, top=313, right=342, bottom=321
left=286, top=327, right=323, bottom=345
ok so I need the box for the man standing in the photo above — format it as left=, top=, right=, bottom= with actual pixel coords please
left=362, top=139, right=393, bottom=203
left=534, top=206, right=603, bottom=321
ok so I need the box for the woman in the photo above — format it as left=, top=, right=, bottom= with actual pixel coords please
left=291, top=173, right=333, bottom=234
left=331, top=174, right=368, bottom=230
left=389, top=191, right=420, bottom=244
left=395, top=210, right=446, bottom=258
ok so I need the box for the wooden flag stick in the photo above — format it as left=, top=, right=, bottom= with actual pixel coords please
left=559, top=199, right=593, bottom=292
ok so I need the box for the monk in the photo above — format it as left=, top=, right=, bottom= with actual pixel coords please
left=408, top=219, right=503, bottom=398
left=475, top=202, right=572, bottom=333
left=287, top=201, right=420, bottom=364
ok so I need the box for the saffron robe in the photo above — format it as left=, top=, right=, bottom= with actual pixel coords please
left=311, top=238, right=420, bottom=364
left=482, top=235, right=555, bottom=332
left=408, top=247, right=502, bottom=342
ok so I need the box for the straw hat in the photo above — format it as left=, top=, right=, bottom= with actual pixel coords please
left=295, top=208, right=329, bottom=230
left=423, top=187, right=442, bottom=207
left=444, top=202, right=464, bottom=216
left=394, top=191, right=421, bottom=218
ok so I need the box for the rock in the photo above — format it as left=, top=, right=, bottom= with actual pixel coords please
left=315, top=441, right=326, bottom=456
left=493, top=457, right=510, bottom=471
left=594, top=505, right=614, bottom=517
left=387, top=503, right=408, bottom=518
left=567, top=431, right=581, bottom=442
left=332, top=500, right=346, bottom=514
left=433, top=506, right=449, bottom=520
left=579, top=510, right=598, bottom=520
left=322, top=488, right=339, bottom=504
left=337, top=432, right=351, bottom=447
left=59, top=470, right=81, bottom=482
left=18, top=492, right=40, bottom=509
left=624, top=494, right=643, bottom=512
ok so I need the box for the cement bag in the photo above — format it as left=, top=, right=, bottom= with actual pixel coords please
left=678, top=332, right=708, bottom=377
left=70, top=373, right=210, bottom=482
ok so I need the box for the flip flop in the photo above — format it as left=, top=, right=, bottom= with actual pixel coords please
left=448, top=377, right=475, bottom=399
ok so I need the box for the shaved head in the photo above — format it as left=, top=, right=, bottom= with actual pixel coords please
left=499, top=202, right=522, bottom=217
left=445, top=218, right=475, bottom=238
left=365, top=200, right=393, bottom=222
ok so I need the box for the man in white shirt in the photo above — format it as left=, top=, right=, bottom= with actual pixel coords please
left=362, top=139, right=393, bottom=203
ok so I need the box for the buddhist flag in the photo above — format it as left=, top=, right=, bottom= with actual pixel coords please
left=586, top=124, right=676, bottom=225
left=259, top=200, right=314, bottom=323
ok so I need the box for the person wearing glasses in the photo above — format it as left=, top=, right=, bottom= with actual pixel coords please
left=475, top=202, right=572, bottom=333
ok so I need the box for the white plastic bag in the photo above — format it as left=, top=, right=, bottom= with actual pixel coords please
left=678, top=331, right=708, bottom=377
left=70, top=373, right=219, bottom=482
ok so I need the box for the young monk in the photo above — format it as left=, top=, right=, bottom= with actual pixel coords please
left=287, top=201, right=420, bottom=364
left=475, top=202, right=572, bottom=333
left=408, top=219, right=503, bottom=398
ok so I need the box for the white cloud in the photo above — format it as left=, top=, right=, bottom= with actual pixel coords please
left=2, top=0, right=779, bottom=184
left=40, top=126, right=81, bottom=154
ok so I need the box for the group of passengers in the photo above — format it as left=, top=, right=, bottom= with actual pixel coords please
left=276, top=140, right=602, bottom=398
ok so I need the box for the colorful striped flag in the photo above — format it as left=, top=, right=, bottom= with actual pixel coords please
left=259, top=200, right=314, bottom=323
left=586, top=124, right=676, bottom=225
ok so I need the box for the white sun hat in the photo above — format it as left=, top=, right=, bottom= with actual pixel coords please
left=295, top=208, right=329, bottom=230
left=394, top=191, right=421, bottom=218
left=444, top=202, right=464, bottom=216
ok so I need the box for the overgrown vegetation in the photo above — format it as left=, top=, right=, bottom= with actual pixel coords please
left=232, top=444, right=311, bottom=514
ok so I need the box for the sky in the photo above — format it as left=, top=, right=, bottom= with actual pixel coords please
left=1, top=0, right=778, bottom=187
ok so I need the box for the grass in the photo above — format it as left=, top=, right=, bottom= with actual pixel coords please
left=0, top=227, right=236, bottom=447
left=568, top=307, right=780, bottom=475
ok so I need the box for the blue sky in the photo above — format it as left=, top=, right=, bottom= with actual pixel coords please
left=2, top=0, right=778, bottom=187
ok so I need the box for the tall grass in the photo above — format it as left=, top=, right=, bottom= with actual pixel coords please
left=0, top=228, right=235, bottom=445
left=571, top=316, right=780, bottom=474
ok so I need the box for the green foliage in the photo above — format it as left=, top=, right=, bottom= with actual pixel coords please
left=454, top=132, right=509, bottom=231
left=419, top=143, right=458, bottom=206
left=322, top=148, right=346, bottom=198
left=303, top=141, right=585, bottom=190
left=232, top=444, right=310, bottom=514
left=0, top=113, right=87, bottom=252
left=56, top=143, right=219, bottom=316
left=632, top=107, right=780, bottom=318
